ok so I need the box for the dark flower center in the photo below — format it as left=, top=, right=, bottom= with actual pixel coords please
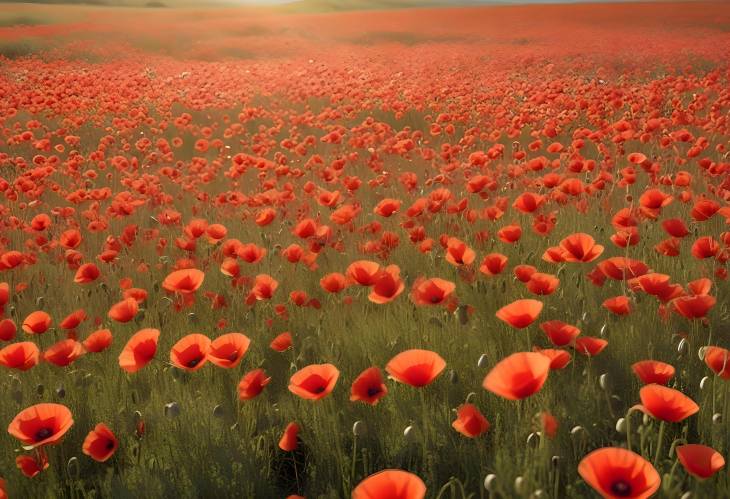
left=228, top=352, right=240, bottom=361
left=610, top=480, right=632, bottom=497
left=187, top=357, right=202, bottom=367
left=35, top=427, right=53, bottom=441
left=367, top=387, right=381, bottom=397
left=106, top=440, right=115, bottom=450
left=312, top=385, right=326, bottom=394
left=430, top=295, right=441, bottom=303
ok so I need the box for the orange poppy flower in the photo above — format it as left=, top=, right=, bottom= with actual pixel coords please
left=288, top=363, right=340, bottom=400
left=82, top=423, right=118, bottom=462
left=352, top=469, right=426, bottom=499
left=704, top=346, right=730, bottom=379
left=162, top=268, right=205, bottom=294
left=0, top=341, right=40, bottom=371
left=452, top=403, right=490, bottom=438
left=676, top=444, right=725, bottom=479
left=386, top=349, right=446, bottom=388
left=597, top=257, right=649, bottom=281
left=661, top=218, right=689, bottom=238
left=270, top=331, right=293, bottom=352
left=373, top=198, right=401, bottom=217
left=59, top=309, right=87, bottom=330
left=369, top=266, right=405, bottom=304
left=410, top=278, right=455, bottom=306
left=118, top=328, right=160, bottom=373
left=208, top=333, right=250, bottom=368
left=688, top=278, right=712, bottom=296
left=0, top=281, right=8, bottom=307
left=238, top=368, right=271, bottom=400
left=637, top=384, right=699, bottom=423
left=22, top=311, right=52, bottom=335
left=540, top=411, right=559, bottom=438
left=83, top=329, right=113, bottom=353
left=479, top=253, right=508, bottom=276
left=346, top=260, right=382, bottom=286
left=278, top=422, right=300, bottom=451
left=248, top=274, right=278, bottom=302
left=43, top=339, right=84, bottom=367
left=483, top=352, right=550, bottom=400
left=350, top=367, right=388, bottom=405
left=513, top=264, right=537, bottom=282
left=631, top=361, right=675, bottom=385
left=496, top=299, right=543, bottom=329
left=578, top=447, right=659, bottom=499
left=237, top=243, right=266, bottom=264
left=8, top=403, right=74, bottom=448
left=497, top=224, right=522, bottom=243
left=107, top=295, right=139, bottom=322
left=74, top=263, right=101, bottom=284
left=170, top=334, right=211, bottom=372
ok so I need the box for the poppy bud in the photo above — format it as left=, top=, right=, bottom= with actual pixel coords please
left=531, top=490, right=546, bottom=499
left=12, top=388, right=22, bottom=404
left=56, top=385, right=66, bottom=399
left=680, top=493, right=693, bottom=499
left=449, top=370, right=459, bottom=384
left=514, top=476, right=525, bottom=495
left=615, top=418, right=626, bottom=434
left=67, top=456, right=80, bottom=480
left=477, top=354, right=488, bottom=368
left=188, top=312, right=198, bottom=324
left=403, top=425, right=416, bottom=442
left=9, top=305, right=16, bottom=317
left=712, top=413, right=722, bottom=424
left=642, top=413, right=650, bottom=426
left=677, top=338, right=688, bottom=355
left=570, top=426, right=586, bottom=439
left=212, top=405, right=225, bottom=419
left=551, top=456, right=560, bottom=468
left=526, top=432, right=540, bottom=448
left=697, top=346, right=708, bottom=361
left=700, top=376, right=710, bottom=390
left=36, top=384, right=44, bottom=396
left=599, top=323, right=607, bottom=337
left=599, top=373, right=610, bottom=391
left=36, top=297, right=44, bottom=308
left=456, top=305, right=469, bottom=325
left=352, top=420, right=366, bottom=437
left=484, top=474, right=497, bottom=491
left=164, top=402, right=180, bottom=418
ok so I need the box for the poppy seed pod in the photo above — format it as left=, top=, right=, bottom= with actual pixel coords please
left=681, top=493, right=693, bottom=499
left=700, top=376, right=710, bottom=390
left=526, top=432, right=540, bottom=448
left=615, top=418, right=627, bottom=434
left=514, top=476, right=525, bottom=495
left=713, top=413, right=722, bottom=424
left=164, top=402, right=180, bottom=418
left=599, top=373, right=610, bottom=391
left=212, top=405, right=225, bottom=419
left=484, top=474, right=497, bottom=491
left=66, top=457, right=80, bottom=480
left=403, top=425, right=416, bottom=442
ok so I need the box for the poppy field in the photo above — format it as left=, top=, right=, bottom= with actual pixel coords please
left=1, top=1, right=730, bottom=497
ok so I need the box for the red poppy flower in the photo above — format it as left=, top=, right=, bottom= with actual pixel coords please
left=208, top=333, right=250, bottom=368
left=16, top=451, right=49, bottom=478
left=603, top=296, right=632, bottom=315
left=578, top=447, right=660, bottom=499
left=373, top=198, right=401, bottom=217
left=410, top=278, right=455, bottom=306
left=288, top=363, right=340, bottom=400
left=661, top=218, right=689, bottom=238
left=688, top=278, right=712, bottom=296
left=162, top=268, right=205, bottom=294
left=83, top=329, right=113, bottom=353
left=74, top=263, right=101, bottom=284
left=43, top=339, right=84, bottom=367
left=0, top=318, right=17, bottom=341
left=676, top=444, right=725, bottom=479
left=270, top=331, right=293, bottom=352
left=631, top=360, right=675, bottom=385
left=573, top=337, right=608, bottom=357
left=369, top=265, right=405, bottom=304
left=238, top=368, right=271, bottom=400
left=479, top=253, right=508, bottom=276
left=445, top=238, right=476, bottom=266
left=497, top=224, right=522, bottom=243
left=597, top=257, right=650, bottom=280
left=350, top=367, right=388, bottom=405
left=170, top=334, right=210, bottom=372
left=691, top=236, right=719, bottom=259
left=352, top=469, right=426, bottom=499
left=513, top=264, right=537, bottom=282
left=0, top=341, right=40, bottom=371
left=452, top=403, right=490, bottom=438
left=496, top=299, right=543, bottom=329
left=22, top=311, right=52, bottom=335
left=107, top=298, right=139, bottom=323
left=704, top=346, right=730, bottom=379
left=559, top=233, right=604, bottom=262
left=82, top=423, right=118, bottom=462
left=278, top=422, right=299, bottom=451
left=247, top=274, right=278, bottom=302
left=8, top=403, right=74, bottom=448
left=386, top=349, right=446, bottom=388
left=118, top=328, right=160, bottom=373
left=638, top=384, right=699, bottom=422
left=320, top=272, right=347, bottom=293
left=541, top=411, right=559, bottom=438
left=671, top=295, right=716, bottom=319
left=59, top=309, right=87, bottom=330
left=483, top=352, right=550, bottom=400
left=526, top=273, right=559, bottom=295
left=346, top=260, right=382, bottom=286
left=534, top=348, right=572, bottom=370
left=540, top=321, right=580, bottom=346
